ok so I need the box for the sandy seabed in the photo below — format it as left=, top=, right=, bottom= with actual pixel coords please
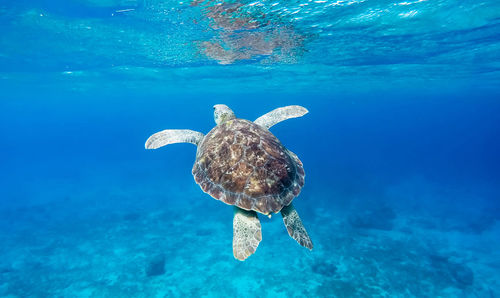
left=0, top=171, right=498, bottom=298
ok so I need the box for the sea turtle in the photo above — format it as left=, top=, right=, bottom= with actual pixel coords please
left=145, top=104, right=313, bottom=260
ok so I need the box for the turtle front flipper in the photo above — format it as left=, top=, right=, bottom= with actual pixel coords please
left=254, top=105, right=308, bottom=129
left=281, top=203, right=313, bottom=250
left=145, top=129, right=204, bottom=149
left=233, top=207, right=262, bottom=261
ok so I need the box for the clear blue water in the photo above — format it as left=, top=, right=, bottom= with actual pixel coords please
left=1, top=0, right=500, bottom=297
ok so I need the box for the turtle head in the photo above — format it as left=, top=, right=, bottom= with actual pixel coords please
left=213, top=104, right=236, bottom=125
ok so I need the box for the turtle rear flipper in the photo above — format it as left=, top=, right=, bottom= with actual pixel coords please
left=233, top=207, right=262, bottom=261
left=281, top=203, right=313, bottom=250
left=145, top=129, right=204, bottom=149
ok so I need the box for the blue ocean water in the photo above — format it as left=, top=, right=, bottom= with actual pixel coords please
left=1, top=0, right=500, bottom=296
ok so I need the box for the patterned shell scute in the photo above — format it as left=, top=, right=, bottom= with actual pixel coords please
left=192, top=119, right=305, bottom=215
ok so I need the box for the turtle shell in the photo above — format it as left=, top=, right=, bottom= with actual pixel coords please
left=192, top=119, right=305, bottom=215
